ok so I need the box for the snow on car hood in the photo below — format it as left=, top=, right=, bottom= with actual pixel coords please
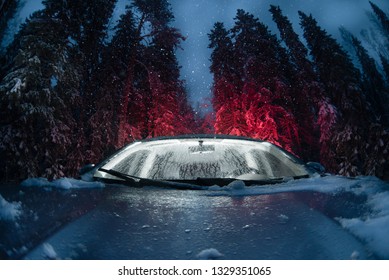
left=207, top=175, right=389, bottom=259
left=20, top=177, right=105, bottom=189
left=0, top=194, right=22, bottom=222
left=2, top=174, right=389, bottom=259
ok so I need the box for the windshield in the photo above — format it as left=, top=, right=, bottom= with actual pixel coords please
left=94, top=138, right=310, bottom=181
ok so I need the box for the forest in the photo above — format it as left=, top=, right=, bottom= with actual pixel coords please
left=0, top=0, right=388, bottom=181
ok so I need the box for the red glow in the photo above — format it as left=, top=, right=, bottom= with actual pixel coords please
left=212, top=79, right=301, bottom=154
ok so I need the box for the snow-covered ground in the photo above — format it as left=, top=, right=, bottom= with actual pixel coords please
left=1, top=175, right=389, bottom=259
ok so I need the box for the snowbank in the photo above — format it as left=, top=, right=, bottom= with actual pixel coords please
left=0, top=194, right=22, bottom=221
left=337, top=190, right=389, bottom=259
left=20, top=177, right=105, bottom=190
left=207, top=175, right=387, bottom=196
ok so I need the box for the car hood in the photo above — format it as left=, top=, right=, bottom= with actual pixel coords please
left=23, top=184, right=375, bottom=260
left=3, top=175, right=388, bottom=260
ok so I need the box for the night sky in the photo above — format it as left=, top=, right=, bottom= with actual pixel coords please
left=9, top=0, right=389, bottom=110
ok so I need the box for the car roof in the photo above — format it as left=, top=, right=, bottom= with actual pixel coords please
left=137, top=134, right=266, bottom=143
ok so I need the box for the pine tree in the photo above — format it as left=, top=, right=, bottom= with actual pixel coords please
left=299, top=11, right=369, bottom=175
left=208, top=22, right=239, bottom=114
left=270, top=5, right=313, bottom=77
left=116, top=0, right=186, bottom=146
left=0, top=0, right=21, bottom=81
left=39, top=0, right=118, bottom=165
left=232, top=9, right=291, bottom=88
left=380, top=54, right=389, bottom=81
left=70, top=0, right=117, bottom=129
left=0, top=0, right=193, bottom=180
left=63, top=0, right=117, bottom=77
left=143, top=24, right=187, bottom=138
left=370, top=2, right=389, bottom=85
left=299, top=11, right=366, bottom=118
left=350, top=33, right=389, bottom=125
left=85, top=7, right=138, bottom=160
left=270, top=5, right=321, bottom=160
left=209, top=10, right=301, bottom=154
left=0, top=0, right=19, bottom=51
left=369, top=1, right=389, bottom=38
left=0, top=9, right=79, bottom=180
left=208, top=22, right=235, bottom=82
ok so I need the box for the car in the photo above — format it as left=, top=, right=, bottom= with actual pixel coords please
left=88, top=135, right=319, bottom=188
left=1, top=135, right=389, bottom=260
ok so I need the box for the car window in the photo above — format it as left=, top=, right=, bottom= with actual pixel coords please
left=250, top=150, right=296, bottom=178
left=96, top=139, right=309, bottom=181
left=112, top=149, right=150, bottom=177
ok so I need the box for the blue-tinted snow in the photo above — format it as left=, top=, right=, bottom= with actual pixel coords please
left=20, top=177, right=105, bottom=189
left=0, top=194, right=22, bottom=221
left=50, top=76, right=57, bottom=87
left=207, top=175, right=388, bottom=196
left=337, top=189, right=389, bottom=259
left=11, top=174, right=389, bottom=259
left=42, top=243, right=58, bottom=260
left=208, top=175, right=389, bottom=259
left=196, top=248, right=224, bottom=260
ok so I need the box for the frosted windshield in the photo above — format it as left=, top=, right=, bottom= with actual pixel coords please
left=96, top=138, right=309, bottom=180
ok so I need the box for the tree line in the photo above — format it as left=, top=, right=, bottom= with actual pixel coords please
left=0, top=0, right=198, bottom=181
left=209, top=2, right=389, bottom=179
left=0, top=1, right=388, bottom=181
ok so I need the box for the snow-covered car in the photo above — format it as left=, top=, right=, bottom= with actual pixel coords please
left=1, top=135, right=389, bottom=260
left=88, top=135, right=318, bottom=188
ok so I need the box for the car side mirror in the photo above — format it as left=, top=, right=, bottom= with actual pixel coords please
left=306, top=162, right=326, bottom=174
left=79, top=163, right=96, bottom=176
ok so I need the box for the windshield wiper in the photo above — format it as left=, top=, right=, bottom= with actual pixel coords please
left=184, top=177, right=283, bottom=186
left=98, top=168, right=207, bottom=190
left=98, top=168, right=141, bottom=182
left=166, top=176, right=300, bottom=187
left=98, top=168, right=309, bottom=189
left=241, top=175, right=310, bottom=186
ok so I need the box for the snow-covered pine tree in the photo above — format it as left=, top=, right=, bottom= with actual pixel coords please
left=208, top=10, right=301, bottom=154
left=115, top=0, right=188, bottom=145
left=380, top=54, right=389, bottom=82
left=0, top=0, right=22, bottom=83
left=299, top=11, right=369, bottom=175
left=143, top=24, right=190, bottom=137
left=208, top=22, right=237, bottom=84
left=85, top=6, right=138, bottom=161
left=368, top=2, right=389, bottom=85
left=175, top=86, right=199, bottom=135
left=299, top=12, right=366, bottom=117
left=350, top=33, right=389, bottom=125
left=369, top=1, right=389, bottom=38
left=0, top=0, right=20, bottom=53
left=65, top=0, right=117, bottom=152
left=363, top=123, right=389, bottom=179
left=269, top=5, right=320, bottom=160
left=0, top=9, right=78, bottom=180
left=117, top=0, right=173, bottom=146
left=208, top=21, right=242, bottom=135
